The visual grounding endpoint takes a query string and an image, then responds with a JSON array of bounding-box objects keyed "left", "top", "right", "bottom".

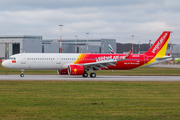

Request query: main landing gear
[
  {"left": 20, "top": 69, "right": 24, "bottom": 77},
  {"left": 90, "top": 73, "right": 96, "bottom": 78},
  {"left": 82, "top": 71, "right": 96, "bottom": 78},
  {"left": 82, "top": 72, "right": 88, "bottom": 77}
]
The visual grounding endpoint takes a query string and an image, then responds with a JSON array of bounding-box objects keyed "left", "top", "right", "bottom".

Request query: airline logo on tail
[
  {"left": 108, "top": 44, "right": 115, "bottom": 54},
  {"left": 145, "top": 31, "right": 170, "bottom": 56},
  {"left": 151, "top": 33, "right": 168, "bottom": 54}
]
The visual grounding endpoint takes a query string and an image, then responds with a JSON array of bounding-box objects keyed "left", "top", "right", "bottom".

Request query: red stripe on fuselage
[{"left": 74, "top": 53, "right": 154, "bottom": 70}]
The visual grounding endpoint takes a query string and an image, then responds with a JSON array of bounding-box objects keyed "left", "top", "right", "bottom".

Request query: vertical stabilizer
[
  {"left": 145, "top": 31, "right": 171, "bottom": 57},
  {"left": 108, "top": 44, "right": 115, "bottom": 54}
]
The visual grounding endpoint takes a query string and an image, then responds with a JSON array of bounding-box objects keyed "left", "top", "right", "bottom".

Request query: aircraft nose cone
[
  {"left": 2, "top": 61, "right": 5, "bottom": 67},
  {"left": 2, "top": 60, "right": 7, "bottom": 68}
]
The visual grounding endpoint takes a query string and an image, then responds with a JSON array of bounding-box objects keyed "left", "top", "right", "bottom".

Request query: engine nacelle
[
  {"left": 68, "top": 65, "right": 84, "bottom": 75},
  {"left": 57, "top": 69, "right": 68, "bottom": 75}
]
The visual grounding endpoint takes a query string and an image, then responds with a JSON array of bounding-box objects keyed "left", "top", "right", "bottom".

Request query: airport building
[
  {"left": 166, "top": 44, "right": 180, "bottom": 58},
  {"left": 42, "top": 39, "right": 116, "bottom": 54},
  {"left": 1, "top": 35, "right": 180, "bottom": 59},
  {"left": 0, "top": 35, "right": 42, "bottom": 59},
  {"left": 0, "top": 35, "right": 116, "bottom": 59}
]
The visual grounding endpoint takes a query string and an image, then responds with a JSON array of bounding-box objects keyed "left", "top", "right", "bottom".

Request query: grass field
[
  {"left": 1, "top": 64, "right": 180, "bottom": 119},
  {"left": 1, "top": 64, "right": 180, "bottom": 76},
  {"left": 0, "top": 81, "right": 180, "bottom": 120}
]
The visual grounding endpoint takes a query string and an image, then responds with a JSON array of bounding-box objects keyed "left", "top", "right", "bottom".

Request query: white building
[
  {"left": 0, "top": 35, "right": 42, "bottom": 58},
  {"left": 0, "top": 35, "right": 116, "bottom": 59},
  {"left": 166, "top": 44, "right": 180, "bottom": 58},
  {"left": 42, "top": 39, "right": 116, "bottom": 54}
]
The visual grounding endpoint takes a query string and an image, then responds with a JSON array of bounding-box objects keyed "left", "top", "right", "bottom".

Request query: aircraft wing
[
  {"left": 76, "top": 49, "right": 132, "bottom": 70},
  {"left": 78, "top": 59, "right": 117, "bottom": 70}
]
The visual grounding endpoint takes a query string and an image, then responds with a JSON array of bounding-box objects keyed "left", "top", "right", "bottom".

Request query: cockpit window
[{"left": 8, "top": 57, "right": 16, "bottom": 60}]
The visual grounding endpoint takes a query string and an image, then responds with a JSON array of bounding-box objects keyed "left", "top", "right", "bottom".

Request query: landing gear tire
[
  {"left": 82, "top": 72, "right": 88, "bottom": 77},
  {"left": 20, "top": 69, "right": 24, "bottom": 77},
  {"left": 90, "top": 73, "right": 96, "bottom": 78},
  {"left": 20, "top": 74, "right": 24, "bottom": 77}
]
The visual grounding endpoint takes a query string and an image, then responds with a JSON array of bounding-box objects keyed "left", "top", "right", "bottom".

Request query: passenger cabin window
[{"left": 27, "top": 58, "right": 56, "bottom": 60}]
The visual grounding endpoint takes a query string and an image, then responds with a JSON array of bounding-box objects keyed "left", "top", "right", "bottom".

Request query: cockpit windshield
[{"left": 8, "top": 57, "right": 16, "bottom": 60}]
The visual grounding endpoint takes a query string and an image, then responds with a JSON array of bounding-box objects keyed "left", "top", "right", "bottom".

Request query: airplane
[
  {"left": 2, "top": 31, "right": 173, "bottom": 78},
  {"left": 175, "top": 58, "right": 180, "bottom": 62},
  {"left": 108, "top": 44, "right": 115, "bottom": 54}
]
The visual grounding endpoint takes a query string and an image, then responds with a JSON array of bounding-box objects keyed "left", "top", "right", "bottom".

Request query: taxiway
[
  {"left": 151, "top": 64, "right": 180, "bottom": 68},
  {"left": 0, "top": 75, "right": 179, "bottom": 81}
]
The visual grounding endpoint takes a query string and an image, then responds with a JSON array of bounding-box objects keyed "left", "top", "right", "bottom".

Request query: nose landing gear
[{"left": 20, "top": 69, "right": 24, "bottom": 77}]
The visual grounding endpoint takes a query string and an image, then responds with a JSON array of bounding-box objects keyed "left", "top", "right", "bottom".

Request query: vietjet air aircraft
[{"left": 2, "top": 31, "right": 173, "bottom": 78}]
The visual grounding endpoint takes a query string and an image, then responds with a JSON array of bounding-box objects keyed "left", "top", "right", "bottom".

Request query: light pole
[
  {"left": 59, "top": 25, "right": 63, "bottom": 53},
  {"left": 81, "top": 41, "right": 82, "bottom": 53},
  {"left": 86, "top": 33, "right": 89, "bottom": 53},
  {"left": 103, "top": 40, "right": 104, "bottom": 53},
  {"left": 139, "top": 41, "right": 140, "bottom": 54},
  {"left": 132, "top": 35, "right": 134, "bottom": 54},
  {"left": 75, "top": 36, "right": 77, "bottom": 53}
]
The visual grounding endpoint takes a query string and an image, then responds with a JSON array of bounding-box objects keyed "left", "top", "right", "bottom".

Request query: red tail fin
[{"left": 145, "top": 31, "right": 171, "bottom": 56}]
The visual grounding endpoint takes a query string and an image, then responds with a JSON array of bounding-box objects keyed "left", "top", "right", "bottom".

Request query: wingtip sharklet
[{"left": 125, "top": 49, "right": 133, "bottom": 59}]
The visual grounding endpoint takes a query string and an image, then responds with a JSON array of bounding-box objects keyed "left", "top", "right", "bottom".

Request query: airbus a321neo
[{"left": 2, "top": 31, "right": 173, "bottom": 78}]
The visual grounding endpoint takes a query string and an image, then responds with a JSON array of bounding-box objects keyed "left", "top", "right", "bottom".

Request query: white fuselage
[{"left": 2, "top": 53, "right": 79, "bottom": 70}]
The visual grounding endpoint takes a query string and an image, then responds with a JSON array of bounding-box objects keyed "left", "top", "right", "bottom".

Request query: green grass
[
  {"left": 0, "top": 81, "right": 180, "bottom": 120},
  {"left": 0, "top": 64, "right": 57, "bottom": 75},
  {"left": 1, "top": 64, "right": 180, "bottom": 76}
]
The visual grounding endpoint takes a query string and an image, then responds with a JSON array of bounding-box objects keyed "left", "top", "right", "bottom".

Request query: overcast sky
[{"left": 0, "top": 0, "right": 180, "bottom": 44}]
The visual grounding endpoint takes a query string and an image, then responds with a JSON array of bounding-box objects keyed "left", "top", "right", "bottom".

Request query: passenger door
[
  {"left": 144, "top": 55, "right": 148, "bottom": 64},
  {"left": 21, "top": 55, "right": 26, "bottom": 64},
  {"left": 56, "top": 55, "right": 61, "bottom": 64}
]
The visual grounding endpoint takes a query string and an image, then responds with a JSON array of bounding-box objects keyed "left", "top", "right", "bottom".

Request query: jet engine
[{"left": 68, "top": 65, "right": 84, "bottom": 75}]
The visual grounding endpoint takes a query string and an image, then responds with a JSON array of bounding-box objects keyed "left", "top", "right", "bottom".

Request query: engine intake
[{"left": 68, "top": 65, "right": 84, "bottom": 75}]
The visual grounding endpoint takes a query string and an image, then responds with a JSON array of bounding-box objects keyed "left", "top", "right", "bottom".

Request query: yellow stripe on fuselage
[
  {"left": 73, "top": 54, "right": 84, "bottom": 65},
  {"left": 139, "top": 38, "right": 169, "bottom": 67}
]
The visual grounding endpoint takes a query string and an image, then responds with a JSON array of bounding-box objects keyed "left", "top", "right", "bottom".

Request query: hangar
[
  {"left": 166, "top": 44, "right": 180, "bottom": 58},
  {"left": 0, "top": 35, "right": 116, "bottom": 59},
  {"left": 0, "top": 35, "right": 42, "bottom": 59},
  {"left": 42, "top": 39, "right": 116, "bottom": 53},
  {"left": 1, "top": 35, "right": 179, "bottom": 59}
]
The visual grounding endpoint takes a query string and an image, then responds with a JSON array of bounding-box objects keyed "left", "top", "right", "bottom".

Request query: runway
[
  {"left": 151, "top": 64, "right": 180, "bottom": 68},
  {"left": 0, "top": 75, "right": 179, "bottom": 81}
]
